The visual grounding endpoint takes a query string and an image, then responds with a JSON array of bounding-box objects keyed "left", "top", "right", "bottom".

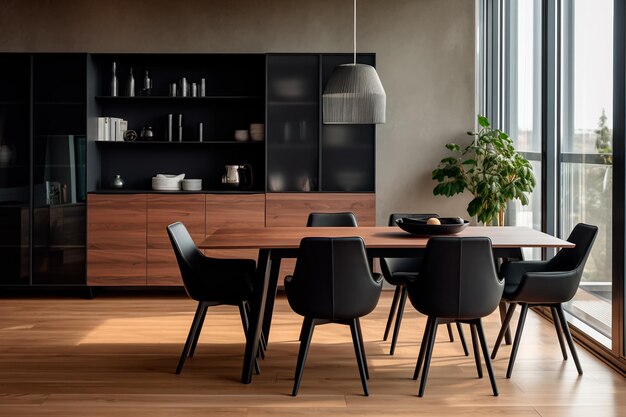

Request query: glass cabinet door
[
  {"left": 0, "top": 54, "right": 31, "bottom": 285},
  {"left": 32, "top": 54, "right": 87, "bottom": 285},
  {"left": 321, "top": 54, "right": 375, "bottom": 192},
  {"left": 267, "top": 54, "right": 320, "bottom": 192}
]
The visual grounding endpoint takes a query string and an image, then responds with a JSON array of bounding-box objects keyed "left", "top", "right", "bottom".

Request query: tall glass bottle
[
  {"left": 127, "top": 67, "right": 135, "bottom": 97},
  {"left": 111, "top": 62, "right": 118, "bottom": 97}
]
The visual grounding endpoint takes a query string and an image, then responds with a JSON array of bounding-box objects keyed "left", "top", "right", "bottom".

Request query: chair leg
[
  {"left": 551, "top": 307, "right": 568, "bottom": 361},
  {"left": 245, "top": 301, "right": 267, "bottom": 356},
  {"left": 499, "top": 301, "right": 513, "bottom": 345},
  {"left": 476, "top": 319, "right": 499, "bottom": 396},
  {"left": 413, "top": 316, "right": 434, "bottom": 380},
  {"left": 418, "top": 317, "right": 439, "bottom": 397},
  {"left": 446, "top": 323, "right": 454, "bottom": 342},
  {"left": 239, "top": 302, "right": 262, "bottom": 374},
  {"left": 390, "top": 285, "right": 408, "bottom": 355},
  {"left": 383, "top": 286, "right": 401, "bottom": 341},
  {"left": 456, "top": 322, "right": 469, "bottom": 356},
  {"left": 355, "top": 318, "right": 369, "bottom": 379},
  {"left": 188, "top": 303, "right": 209, "bottom": 358},
  {"left": 556, "top": 305, "right": 583, "bottom": 375},
  {"left": 292, "top": 317, "right": 316, "bottom": 396},
  {"left": 350, "top": 319, "right": 370, "bottom": 396},
  {"left": 491, "top": 303, "right": 517, "bottom": 359},
  {"left": 176, "top": 302, "right": 207, "bottom": 374},
  {"left": 470, "top": 323, "right": 483, "bottom": 379},
  {"left": 506, "top": 303, "right": 529, "bottom": 379}
]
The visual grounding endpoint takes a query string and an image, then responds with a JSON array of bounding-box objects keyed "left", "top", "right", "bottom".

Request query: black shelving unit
[{"left": 87, "top": 53, "right": 266, "bottom": 193}]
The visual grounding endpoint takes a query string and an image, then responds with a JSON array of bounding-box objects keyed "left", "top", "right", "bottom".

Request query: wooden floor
[{"left": 0, "top": 291, "right": 625, "bottom": 417}]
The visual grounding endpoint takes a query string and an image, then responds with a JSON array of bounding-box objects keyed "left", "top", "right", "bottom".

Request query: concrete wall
[{"left": 0, "top": 0, "right": 475, "bottom": 224}]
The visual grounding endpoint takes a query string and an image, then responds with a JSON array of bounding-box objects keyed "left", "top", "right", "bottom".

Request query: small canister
[
  {"left": 200, "top": 78, "right": 206, "bottom": 97},
  {"left": 169, "top": 83, "right": 177, "bottom": 97},
  {"left": 180, "top": 77, "right": 188, "bottom": 97}
]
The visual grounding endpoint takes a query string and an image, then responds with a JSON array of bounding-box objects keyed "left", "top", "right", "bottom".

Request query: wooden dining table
[{"left": 199, "top": 226, "right": 574, "bottom": 384}]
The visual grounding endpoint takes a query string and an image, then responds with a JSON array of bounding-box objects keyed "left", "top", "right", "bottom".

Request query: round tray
[{"left": 395, "top": 217, "right": 469, "bottom": 236}]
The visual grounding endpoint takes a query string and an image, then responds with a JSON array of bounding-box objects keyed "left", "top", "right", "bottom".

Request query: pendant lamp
[{"left": 323, "top": 0, "right": 386, "bottom": 124}]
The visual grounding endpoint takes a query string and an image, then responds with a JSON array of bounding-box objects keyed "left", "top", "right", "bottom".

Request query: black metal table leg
[
  {"left": 241, "top": 249, "right": 272, "bottom": 384},
  {"left": 261, "top": 257, "right": 282, "bottom": 347}
]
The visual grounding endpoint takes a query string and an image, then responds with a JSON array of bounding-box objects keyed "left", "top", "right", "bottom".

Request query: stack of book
[{"left": 97, "top": 117, "right": 128, "bottom": 141}]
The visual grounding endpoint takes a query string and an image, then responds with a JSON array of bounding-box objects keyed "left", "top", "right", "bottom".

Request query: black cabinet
[
  {"left": 0, "top": 53, "right": 87, "bottom": 286},
  {"left": 266, "top": 54, "right": 376, "bottom": 193},
  {"left": 0, "top": 54, "right": 31, "bottom": 285},
  {"left": 267, "top": 54, "right": 320, "bottom": 192}
]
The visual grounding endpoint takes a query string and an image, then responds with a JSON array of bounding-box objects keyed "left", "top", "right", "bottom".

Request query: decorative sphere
[{"left": 426, "top": 217, "right": 441, "bottom": 225}]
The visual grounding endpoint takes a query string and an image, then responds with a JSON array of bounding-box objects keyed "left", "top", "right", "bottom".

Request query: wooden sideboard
[{"left": 87, "top": 192, "right": 374, "bottom": 286}]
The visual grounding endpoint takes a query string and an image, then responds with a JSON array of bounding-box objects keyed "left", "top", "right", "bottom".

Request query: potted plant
[{"left": 431, "top": 115, "right": 536, "bottom": 226}]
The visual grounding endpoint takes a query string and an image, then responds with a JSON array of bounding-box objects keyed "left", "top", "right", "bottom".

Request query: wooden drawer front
[
  {"left": 147, "top": 194, "right": 205, "bottom": 250},
  {"left": 205, "top": 194, "right": 265, "bottom": 261},
  {"left": 87, "top": 194, "right": 147, "bottom": 250},
  {"left": 265, "top": 193, "right": 375, "bottom": 226},
  {"left": 87, "top": 250, "right": 146, "bottom": 286},
  {"left": 87, "top": 194, "right": 147, "bottom": 286},
  {"left": 147, "top": 194, "right": 206, "bottom": 285},
  {"left": 265, "top": 193, "right": 376, "bottom": 283},
  {"left": 147, "top": 249, "right": 183, "bottom": 286}
]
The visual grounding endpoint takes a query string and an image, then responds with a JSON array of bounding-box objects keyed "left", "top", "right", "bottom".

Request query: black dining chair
[
  {"left": 306, "top": 212, "right": 359, "bottom": 227},
  {"left": 408, "top": 237, "right": 503, "bottom": 397},
  {"left": 491, "top": 223, "right": 598, "bottom": 378},
  {"left": 381, "top": 213, "right": 469, "bottom": 356},
  {"left": 167, "top": 222, "right": 259, "bottom": 375},
  {"left": 285, "top": 237, "right": 383, "bottom": 396},
  {"left": 301, "top": 211, "right": 367, "bottom": 339}
]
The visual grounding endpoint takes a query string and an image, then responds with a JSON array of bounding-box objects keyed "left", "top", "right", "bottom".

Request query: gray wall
[{"left": 0, "top": 0, "right": 475, "bottom": 224}]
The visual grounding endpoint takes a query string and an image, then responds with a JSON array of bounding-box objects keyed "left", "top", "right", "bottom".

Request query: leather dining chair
[
  {"left": 408, "top": 237, "right": 503, "bottom": 397},
  {"left": 285, "top": 237, "right": 383, "bottom": 396},
  {"left": 491, "top": 223, "right": 598, "bottom": 378},
  {"left": 167, "top": 222, "right": 259, "bottom": 375},
  {"left": 306, "top": 212, "right": 358, "bottom": 227},
  {"left": 381, "top": 213, "right": 469, "bottom": 356}
]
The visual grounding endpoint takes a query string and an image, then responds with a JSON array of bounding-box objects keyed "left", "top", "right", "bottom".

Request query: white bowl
[
  {"left": 182, "top": 179, "right": 202, "bottom": 191},
  {"left": 152, "top": 174, "right": 185, "bottom": 190}
]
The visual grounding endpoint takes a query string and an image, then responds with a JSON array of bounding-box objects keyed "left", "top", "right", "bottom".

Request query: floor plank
[{"left": 0, "top": 291, "right": 624, "bottom": 416}]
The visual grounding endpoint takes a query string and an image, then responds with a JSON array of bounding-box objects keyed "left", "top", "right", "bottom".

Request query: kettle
[{"left": 222, "top": 164, "right": 253, "bottom": 189}]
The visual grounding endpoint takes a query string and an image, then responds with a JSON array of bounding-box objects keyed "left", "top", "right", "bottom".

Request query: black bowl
[{"left": 395, "top": 217, "right": 469, "bottom": 236}]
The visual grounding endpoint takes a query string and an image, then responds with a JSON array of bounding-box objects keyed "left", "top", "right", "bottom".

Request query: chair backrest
[
  {"left": 407, "top": 237, "right": 503, "bottom": 319},
  {"left": 306, "top": 212, "right": 358, "bottom": 227},
  {"left": 285, "top": 237, "right": 381, "bottom": 320},
  {"left": 381, "top": 213, "right": 439, "bottom": 277},
  {"left": 548, "top": 222, "right": 598, "bottom": 277},
  {"left": 167, "top": 222, "right": 205, "bottom": 299}
]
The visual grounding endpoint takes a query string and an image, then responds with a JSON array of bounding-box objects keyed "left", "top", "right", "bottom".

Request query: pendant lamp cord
[{"left": 353, "top": 0, "right": 357, "bottom": 65}]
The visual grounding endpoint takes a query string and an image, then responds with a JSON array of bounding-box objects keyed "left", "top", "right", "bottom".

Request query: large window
[
  {"left": 479, "top": 0, "right": 619, "bottom": 353},
  {"left": 505, "top": 0, "right": 542, "bottom": 260},
  {"left": 560, "top": 0, "right": 613, "bottom": 343}
]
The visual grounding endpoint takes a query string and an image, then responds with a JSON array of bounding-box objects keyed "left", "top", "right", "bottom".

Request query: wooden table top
[{"left": 199, "top": 226, "right": 574, "bottom": 250}]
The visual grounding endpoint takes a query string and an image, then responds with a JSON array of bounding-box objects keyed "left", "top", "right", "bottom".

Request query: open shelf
[
  {"left": 95, "top": 95, "right": 264, "bottom": 101},
  {"left": 94, "top": 140, "right": 264, "bottom": 144},
  {"left": 90, "top": 189, "right": 265, "bottom": 194}
]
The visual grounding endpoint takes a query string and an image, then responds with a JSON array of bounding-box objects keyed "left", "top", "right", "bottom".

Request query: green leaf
[
  {"left": 445, "top": 143, "right": 461, "bottom": 152},
  {"left": 462, "top": 159, "right": 476, "bottom": 165},
  {"left": 478, "top": 115, "right": 490, "bottom": 127}
]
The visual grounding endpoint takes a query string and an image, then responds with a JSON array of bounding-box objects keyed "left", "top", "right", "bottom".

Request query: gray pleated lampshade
[{"left": 322, "top": 63, "right": 386, "bottom": 124}]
